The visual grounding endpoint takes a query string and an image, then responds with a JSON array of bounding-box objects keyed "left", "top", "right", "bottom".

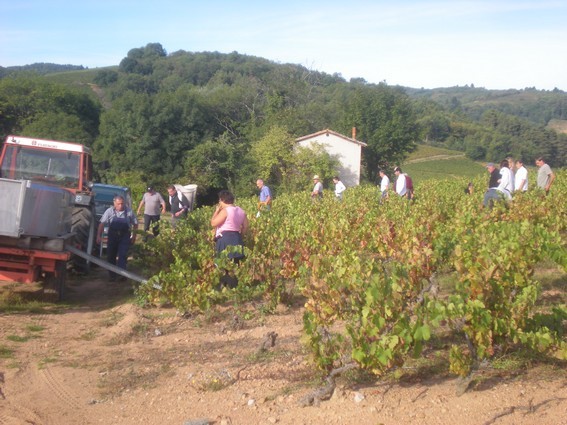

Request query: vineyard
[{"left": 136, "top": 173, "right": 567, "bottom": 387}]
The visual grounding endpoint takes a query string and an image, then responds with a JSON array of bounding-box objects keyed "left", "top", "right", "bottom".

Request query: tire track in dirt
[
  {"left": 0, "top": 315, "right": 17, "bottom": 338},
  {"left": 29, "top": 312, "right": 83, "bottom": 412},
  {"left": 0, "top": 404, "right": 46, "bottom": 425},
  {"left": 36, "top": 366, "right": 82, "bottom": 410},
  {"left": 3, "top": 311, "right": 81, "bottom": 421},
  {"left": 0, "top": 313, "right": 60, "bottom": 425}
]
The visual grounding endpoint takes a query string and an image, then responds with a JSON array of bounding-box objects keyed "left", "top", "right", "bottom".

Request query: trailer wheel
[
  {"left": 43, "top": 260, "right": 67, "bottom": 302},
  {"left": 71, "top": 205, "right": 96, "bottom": 273}
]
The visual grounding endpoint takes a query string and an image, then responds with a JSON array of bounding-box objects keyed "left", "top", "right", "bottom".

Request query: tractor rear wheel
[{"left": 71, "top": 205, "right": 96, "bottom": 272}]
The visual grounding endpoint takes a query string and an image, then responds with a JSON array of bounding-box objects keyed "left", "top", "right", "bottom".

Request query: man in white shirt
[
  {"left": 497, "top": 159, "right": 513, "bottom": 200},
  {"left": 393, "top": 167, "right": 407, "bottom": 197},
  {"left": 514, "top": 159, "right": 528, "bottom": 192},
  {"left": 378, "top": 169, "right": 390, "bottom": 202},
  {"left": 332, "top": 176, "right": 346, "bottom": 200}
]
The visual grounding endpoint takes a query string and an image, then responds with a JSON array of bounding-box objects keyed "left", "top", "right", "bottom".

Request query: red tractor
[{"left": 0, "top": 135, "right": 97, "bottom": 298}]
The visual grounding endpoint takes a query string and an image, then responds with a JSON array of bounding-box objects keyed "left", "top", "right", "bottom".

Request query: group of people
[
  {"left": 96, "top": 157, "right": 556, "bottom": 283},
  {"left": 311, "top": 175, "right": 348, "bottom": 201},
  {"left": 95, "top": 174, "right": 347, "bottom": 285},
  {"left": 377, "top": 167, "right": 414, "bottom": 202},
  {"left": 483, "top": 156, "right": 555, "bottom": 208},
  {"left": 96, "top": 181, "right": 257, "bottom": 285},
  {"left": 96, "top": 184, "right": 191, "bottom": 282}
]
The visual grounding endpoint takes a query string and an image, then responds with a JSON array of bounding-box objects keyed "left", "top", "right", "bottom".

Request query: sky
[{"left": 1, "top": 0, "right": 567, "bottom": 91}]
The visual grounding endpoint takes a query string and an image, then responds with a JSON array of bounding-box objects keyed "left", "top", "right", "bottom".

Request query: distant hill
[
  {"left": 405, "top": 85, "right": 567, "bottom": 126},
  {"left": 0, "top": 63, "right": 86, "bottom": 77},
  {"left": 1, "top": 46, "right": 565, "bottom": 186},
  {"left": 4, "top": 60, "right": 566, "bottom": 128}
]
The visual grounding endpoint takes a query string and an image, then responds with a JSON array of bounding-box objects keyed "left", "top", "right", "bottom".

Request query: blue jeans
[{"left": 483, "top": 189, "right": 505, "bottom": 208}]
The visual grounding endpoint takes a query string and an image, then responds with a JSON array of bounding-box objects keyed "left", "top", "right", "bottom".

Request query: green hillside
[
  {"left": 1, "top": 46, "right": 565, "bottom": 197},
  {"left": 403, "top": 157, "right": 484, "bottom": 181},
  {"left": 402, "top": 145, "right": 484, "bottom": 181},
  {"left": 406, "top": 144, "right": 464, "bottom": 161}
]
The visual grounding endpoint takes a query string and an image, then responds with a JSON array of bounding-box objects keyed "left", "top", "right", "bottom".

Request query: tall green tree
[
  {"left": 340, "top": 83, "right": 419, "bottom": 177},
  {"left": 96, "top": 85, "right": 219, "bottom": 181},
  {"left": 249, "top": 125, "right": 295, "bottom": 185},
  {"left": 0, "top": 76, "right": 100, "bottom": 143},
  {"left": 249, "top": 125, "right": 340, "bottom": 193},
  {"left": 185, "top": 132, "right": 244, "bottom": 192}
]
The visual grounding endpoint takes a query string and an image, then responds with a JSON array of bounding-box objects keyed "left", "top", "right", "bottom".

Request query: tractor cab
[{"left": 0, "top": 135, "right": 93, "bottom": 196}]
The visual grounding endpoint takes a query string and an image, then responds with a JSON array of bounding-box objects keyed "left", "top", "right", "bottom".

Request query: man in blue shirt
[
  {"left": 256, "top": 179, "right": 272, "bottom": 215},
  {"left": 96, "top": 195, "right": 138, "bottom": 281}
]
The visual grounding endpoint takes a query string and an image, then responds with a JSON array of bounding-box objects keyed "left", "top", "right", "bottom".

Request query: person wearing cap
[
  {"left": 486, "top": 163, "right": 500, "bottom": 188},
  {"left": 311, "top": 175, "right": 323, "bottom": 200},
  {"left": 137, "top": 186, "right": 166, "bottom": 237}
]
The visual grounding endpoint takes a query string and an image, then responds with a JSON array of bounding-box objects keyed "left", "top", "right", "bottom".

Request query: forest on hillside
[{"left": 1, "top": 43, "right": 566, "bottom": 198}]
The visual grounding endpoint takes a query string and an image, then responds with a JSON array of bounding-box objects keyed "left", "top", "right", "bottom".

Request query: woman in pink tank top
[{"left": 210, "top": 190, "right": 249, "bottom": 261}]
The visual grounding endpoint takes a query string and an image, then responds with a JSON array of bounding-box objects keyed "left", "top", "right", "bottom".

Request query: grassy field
[
  {"left": 547, "top": 118, "right": 567, "bottom": 135},
  {"left": 403, "top": 157, "right": 485, "bottom": 181},
  {"left": 405, "top": 144, "right": 465, "bottom": 161},
  {"left": 43, "top": 67, "right": 112, "bottom": 85},
  {"left": 43, "top": 67, "right": 117, "bottom": 107},
  {"left": 402, "top": 145, "right": 484, "bottom": 182}
]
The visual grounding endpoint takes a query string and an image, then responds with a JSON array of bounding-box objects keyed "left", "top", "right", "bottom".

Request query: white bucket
[{"left": 174, "top": 184, "right": 198, "bottom": 211}]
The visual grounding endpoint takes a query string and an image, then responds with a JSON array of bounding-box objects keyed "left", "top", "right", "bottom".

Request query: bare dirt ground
[{"left": 0, "top": 268, "right": 566, "bottom": 425}]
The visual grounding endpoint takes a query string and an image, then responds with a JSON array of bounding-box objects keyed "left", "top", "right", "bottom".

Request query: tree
[
  {"left": 0, "top": 76, "right": 100, "bottom": 144},
  {"left": 249, "top": 125, "right": 295, "bottom": 186},
  {"left": 290, "top": 143, "right": 340, "bottom": 192},
  {"left": 21, "top": 112, "right": 92, "bottom": 145},
  {"left": 119, "top": 43, "right": 167, "bottom": 75},
  {"left": 341, "top": 84, "right": 419, "bottom": 178},
  {"left": 464, "top": 136, "right": 486, "bottom": 160},
  {"left": 94, "top": 69, "right": 118, "bottom": 86},
  {"left": 247, "top": 126, "right": 340, "bottom": 194},
  {"left": 185, "top": 132, "right": 243, "bottom": 192},
  {"left": 95, "top": 85, "right": 218, "bottom": 181}
]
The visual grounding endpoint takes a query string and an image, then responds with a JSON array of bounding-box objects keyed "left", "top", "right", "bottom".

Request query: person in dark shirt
[
  {"left": 167, "top": 185, "right": 190, "bottom": 227},
  {"left": 487, "top": 163, "right": 500, "bottom": 188},
  {"left": 483, "top": 162, "right": 503, "bottom": 208}
]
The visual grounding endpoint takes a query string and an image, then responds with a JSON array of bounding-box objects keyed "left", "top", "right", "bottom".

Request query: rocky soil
[{"left": 0, "top": 268, "right": 566, "bottom": 425}]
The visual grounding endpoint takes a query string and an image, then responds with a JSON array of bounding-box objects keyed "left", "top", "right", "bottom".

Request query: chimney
[{"left": 352, "top": 127, "right": 357, "bottom": 140}]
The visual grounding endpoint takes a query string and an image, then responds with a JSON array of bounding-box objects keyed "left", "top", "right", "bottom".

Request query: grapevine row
[{"left": 137, "top": 172, "right": 567, "bottom": 378}]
